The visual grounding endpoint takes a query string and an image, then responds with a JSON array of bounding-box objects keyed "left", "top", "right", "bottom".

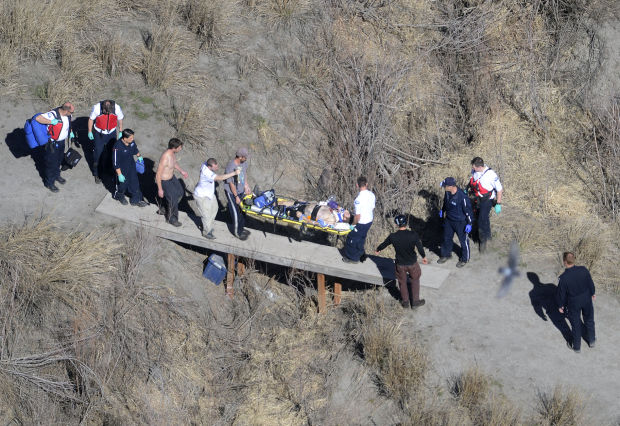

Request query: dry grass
[
  {"left": 140, "top": 23, "right": 199, "bottom": 90},
  {"left": 450, "top": 366, "right": 491, "bottom": 409},
  {"left": 0, "top": 43, "right": 19, "bottom": 97},
  {"left": 536, "top": 385, "right": 584, "bottom": 426},
  {"left": 254, "top": 0, "right": 312, "bottom": 30},
  {"left": 169, "top": 98, "right": 213, "bottom": 149},
  {"left": 182, "top": 0, "right": 239, "bottom": 50},
  {"left": 89, "top": 32, "right": 141, "bottom": 77}
]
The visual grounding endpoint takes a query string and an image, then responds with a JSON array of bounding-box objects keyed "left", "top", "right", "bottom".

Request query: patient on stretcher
[{"left": 278, "top": 199, "right": 351, "bottom": 228}]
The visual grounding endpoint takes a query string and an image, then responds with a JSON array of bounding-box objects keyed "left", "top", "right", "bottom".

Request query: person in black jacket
[
  {"left": 556, "top": 252, "right": 596, "bottom": 353},
  {"left": 375, "top": 214, "right": 428, "bottom": 309},
  {"left": 112, "top": 129, "right": 148, "bottom": 207},
  {"left": 437, "top": 177, "right": 473, "bottom": 268}
]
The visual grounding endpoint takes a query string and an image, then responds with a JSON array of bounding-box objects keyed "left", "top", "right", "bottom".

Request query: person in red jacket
[{"left": 88, "top": 99, "right": 124, "bottom": 184}]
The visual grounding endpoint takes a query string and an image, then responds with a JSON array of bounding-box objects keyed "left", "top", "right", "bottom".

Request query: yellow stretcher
[{"left": 241, "top": 194, "right": 352, "bottom": 237}]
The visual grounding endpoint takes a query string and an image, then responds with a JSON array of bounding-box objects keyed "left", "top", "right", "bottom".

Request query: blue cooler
[{"left": 203, "top": 254, "right": 226, "bottom": 285}]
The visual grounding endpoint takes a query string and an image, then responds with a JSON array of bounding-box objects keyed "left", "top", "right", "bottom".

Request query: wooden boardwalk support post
[
  {"left": 317, "top": 273, "right": 326, "bottom": 313},
  {"left": 226, "top": 253, "right": 235, "bottom": 298},
  {"left": 334, "top": 282, "right": 342, "bottom": 306}
]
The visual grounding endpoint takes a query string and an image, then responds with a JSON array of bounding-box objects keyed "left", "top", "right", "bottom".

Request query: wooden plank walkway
[{"left": 95, "top": 194, "right": 451, "bottom": 306}]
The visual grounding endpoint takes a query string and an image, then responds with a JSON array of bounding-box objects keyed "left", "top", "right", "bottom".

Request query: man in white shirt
[
  {"left": 343, "top": 176, "right": 376, "bottom": 263},
  {"left": 193, "top": 158, "right": 240, "bottom": 239},
  {"left": 35, "top": 102, "right": 74, "bottom": 192},
  {"left": 468, "top": 156, "right": 503, "bottom": 253},
  {"left": 87, "top": 99, "right": 124, "bottom": 184}
]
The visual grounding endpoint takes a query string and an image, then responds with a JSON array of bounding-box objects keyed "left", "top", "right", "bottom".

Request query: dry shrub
[
  {"left": 45, "top": 44, "right": 102, "bottom": 105},
  {"left": 170, "top": 98, "right": 213, "bottom": 149},
  {"left": 450, "top": 366, "right": 490, "bottom": 409},
  {"left": 140, "top": 23, "right": 199, "bottom": 90},
  {"left": 536, "top": 385, "right": 584, "bottom": 426},
  {"left": 89, "top": 32, "right": 141, "bottom": 77},
  {"left": 255, "top": 0, "right": 312, "bottom": 30},
  {"left": 182, "top": 0, "right": 239, "bottom": 50},
  {"left": 0, "top": 43, "right": 20, "bottom": 96}
]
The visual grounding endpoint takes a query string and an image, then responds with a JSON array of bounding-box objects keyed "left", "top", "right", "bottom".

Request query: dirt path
[{"left": 2, "top": 104, "right": 619, "bottom": 424}]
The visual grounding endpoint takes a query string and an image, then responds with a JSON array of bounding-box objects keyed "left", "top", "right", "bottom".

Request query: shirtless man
[{"left": 155, "top": 138, "right": 189, "bottom": 227}]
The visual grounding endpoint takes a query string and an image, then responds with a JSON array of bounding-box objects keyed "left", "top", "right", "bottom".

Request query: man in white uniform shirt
[
  {"left": 468, "top": 156, "right": 503, "bottom": 253},
  {"left": 343, "top": 176, "right": 376, "bottom": 263},
  {"left": 87, "top": 99, "right": 124, "bottom": 184},
  {"left": 193, "top": 158, "right": 240, "bottom": 239},
  {"left": 35, "top": 102, "right": 74, "bottom": 192}
]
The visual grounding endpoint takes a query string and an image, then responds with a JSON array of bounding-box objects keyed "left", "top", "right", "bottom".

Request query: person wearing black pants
[
  {"left": 35, "top": 102, "right": 74, "bottom": 193},
  {"left": 88, "top": 100, "right": 124, "bottom": 184},
  {"left": 224, "top": 148, "right": 251, "bottom": 239},
  {"left": 343, "top": 176, "right": 376, "bottom": 263},
  {"left": 557, "top": 251, "right": 596, "bottom": 353},
  {"left": 437, "top": 177, "right": 473, "bottom": 268},
  {"left": 112, "top": 129, "right": 148, "bottom": 207},
  {"left": 468, "top": 156, "right": 503, "bottom": 253},
  {"left": 375, "top": 214, "right": 428, "bottom": 309},
  {"left": 155, "top": 138, "right": 188, "bottom": 227}
]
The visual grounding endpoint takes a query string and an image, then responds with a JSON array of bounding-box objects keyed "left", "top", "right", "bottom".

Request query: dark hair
[
  {"left": 206, "top": 158, "right": 218, "bottom": 167},
  {"left": 119, "top": 128, "right": 134, "bottom": 140},
  {"left": 168, "top": 138, "right": 183, "bottom": 149},
  {"left": 60, "top": 102, "right": 74, "bottom": 113},
  {"left": 471, "top": 157, "right": 484, "bottom": 167},
  {"left": 563, "top": 251, "right": 576, "bottom": 265},
  {"left": 357, "top": 176, "right": 368, "bottom": 187},
  {"left": 102, "top": 100, "right": 114, "bottom": 114}
]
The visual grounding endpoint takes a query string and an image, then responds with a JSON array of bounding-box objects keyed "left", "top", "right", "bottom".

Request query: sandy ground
[{"left": 1, "top": 102, "right": 619, "bottom": 425}]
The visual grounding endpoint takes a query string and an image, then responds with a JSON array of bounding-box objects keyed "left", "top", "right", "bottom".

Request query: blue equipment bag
[
  {"left": 136, "top": 159, "right": 145, "bottom": 174},
  {"left": 254, "top": 189, "right": 275, "bottom": 208},
  {"left": 203, "top": 254, "right": 227, "bottom": 285},
  {"left": 24, "top": 113, "right": 53, "bottom": 149}
]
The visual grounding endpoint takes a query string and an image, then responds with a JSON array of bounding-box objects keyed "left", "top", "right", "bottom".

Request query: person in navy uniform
[
  {"left": 556, "top": 251, "right": 596, "bottom": 353},
  {"left": 375, "top": 214, "right": 428, "bottom": 309},
  {"left": 34, "top": 102, "right": 74, "bottom": 193},
  {"left": 437, "top": 177, "right": 473, "bottom": 268},
  {"left": 112, "top": 129, "right": 148, "bottom": 207}
]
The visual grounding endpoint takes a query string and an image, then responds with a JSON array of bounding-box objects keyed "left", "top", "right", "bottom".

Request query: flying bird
[{"left": 497, "top": 241, "right": 520, "bottom": 298}]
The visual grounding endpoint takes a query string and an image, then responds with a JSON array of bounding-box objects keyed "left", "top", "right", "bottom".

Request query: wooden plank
[
  {"left": 334, "top": 282, "right": 342, "bottom": 306},
  {"left": 227, "top": 253, "right": 235, "bottom": 298},
  {"left": 95, "top": 193, "right": 450, "bottom": 288},
  {"left": 317, "top": 273, "right": 326, "bottom": 313},
  {"left": 237, "top": 260, "right": 246, "bottom": 277}
]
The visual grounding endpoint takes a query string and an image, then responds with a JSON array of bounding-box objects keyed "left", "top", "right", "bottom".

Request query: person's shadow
[
  {"left": 527, "top": 272, "right": 572, "bottom": 343},
  {"left": 5, "top": 127, "right": 47, "bottom": 184}
]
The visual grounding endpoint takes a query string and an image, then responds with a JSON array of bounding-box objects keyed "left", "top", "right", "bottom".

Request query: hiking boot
[
  {"left": 203, "top": 231, "right": 216, "bottom": 240},
  {"left": 241, "top": 229, "right": 251, "bottom": 237},
  {"left": 131, "top": 200, "right": 149, "bottom": 207},
  {"left": 400, "top": 300, "right": 410, "bottom": 309},
  {"left": 156, "top": 207, "right": 166, "bottom": 215},
  {"left": 360, "top": 253, "right": 368, "bottom": 263},
  {"left": 566, "top": 341, "right": 580, "bottom": 353},
  {"left": 46, "top": 184, "right": 59, "bottom": 193},
  {"left": 342, "top": 256, "right": 359, "bottom": 264},
  {"left": 456, "top": 260, "right": 467, "bottom": 268},
  {"left": 588, "top": 339, "right": 596, "bottom": 349},
  {"left": 168, "top": 220, "right": 182, "bottom": 227},
  {"left": 234, "top": 232, "right": 248, "bottom": 241},
  {"left": 437, "top": 256, "right": 451, "bottom": 264},
  {"left": 56, "top": 176, "right": 66, "bottom": 184},
  {"left": 115, "top": 196, "right": 128, "bottom": 205},
  {"left": 411, "top": 299, "right": 426, "bottom": 309},
  {"left": 94, "top": 176, "right": 102, "bottom": 184}
]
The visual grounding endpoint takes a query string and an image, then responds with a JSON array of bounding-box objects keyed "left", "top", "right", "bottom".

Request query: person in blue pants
[
  {"left": 342, "top": 176, "right": 376, "bottom": 263},
  {"left": 112, "top": 129, "right": 148, "bottom": 207},
  {"left": 437, "top": 177, "right": 473, "bottom": 268}
]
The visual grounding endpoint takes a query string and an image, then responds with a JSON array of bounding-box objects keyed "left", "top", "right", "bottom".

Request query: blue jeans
[{"left": 344, "top": 221, "right": 372, "bottom": 261}]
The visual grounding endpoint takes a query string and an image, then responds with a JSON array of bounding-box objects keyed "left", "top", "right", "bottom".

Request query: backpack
[
  {"left": 254, "top": 189, "right": 276, "bottom": 208},
  {"left": 24, "top": 110, "right": 60, "bottom": 149}
]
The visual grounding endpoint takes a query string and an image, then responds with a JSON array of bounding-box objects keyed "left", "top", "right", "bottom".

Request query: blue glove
[
  {"left": 137, "top": 156, "right": 144, "bottom": 163},
  {"left": 465, "top": 224, "right": 472, "bottom": 233},
  {"left": 317, "top": 219, "right": 326, "bottom": 227},
  {"left": 70, "top": 131, "right": 74, "bottom": 139},
  {"left": 495, "top": 204, "right": 502, "bottom": 214},
  {"left": 118, "top": 131, "right": 123, "bottom": 139},
  {"left": 349, "top": 224, "right": 355, "bottom": 231},
  {"left": 118, "top": 174, "right": 125, "bottom": 183},
  {"left": 88, "top": 131, "right": 94, "bottom": 140},
  {"left": 50, "top": 119, "right": 59, "bottom": 125},
  {"left": 439, "top": 210, "right": 443, "bottom": 218}
]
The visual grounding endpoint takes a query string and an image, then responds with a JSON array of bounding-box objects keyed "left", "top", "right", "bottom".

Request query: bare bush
[{"left": 536, "top": 385, "right": 584, "bottom": 426}]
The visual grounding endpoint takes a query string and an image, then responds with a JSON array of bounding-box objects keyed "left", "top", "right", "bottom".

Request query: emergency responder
[
  {"left": 556, "top": 252, "right": 596, "bottom": 353},
  {"left": 88, "top": 99, "right": 124, "bottom": 184},
  {"left": 468, "top": 156, "right": 503, "bottom": 253},
  {"left": 375, "top": 214, "right": 428, "bottom": 309},
  {"left": 437, "top": 177, "right": 473, "bottom": 268},
  {"left": 112, "top": 129, "right": 148, "bottom": 207},
  {"left": 34, "top": 102, "right": 74, "bottom": 193},
  {"left": 342, "top": 176, "right": 376, "bottom": 263}
]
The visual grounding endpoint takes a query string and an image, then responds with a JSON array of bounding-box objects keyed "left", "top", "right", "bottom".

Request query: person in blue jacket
[
  {"left": 437, "top": 177, "right": 473, "bottom": 268},
  {"left": 112, "top": 129, "right": 148, "bottom": 207}
]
